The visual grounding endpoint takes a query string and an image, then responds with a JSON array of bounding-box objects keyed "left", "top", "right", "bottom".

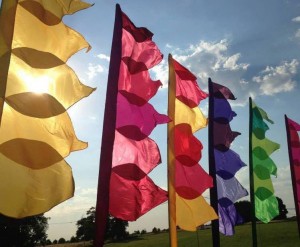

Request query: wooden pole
[
  {"left": 94, "top": 4, "right": 122, "bottom": 246},
  {"left": 284, "top": 115, "right": 300, "bottom": 238},
  {"left": 249, "top": 97, "right": 258, "bottom": 247},
  {"left": 208, "top": 78, "right": 220, "bottom": 247},
  {"left": 167, "top": 54, "right": 178, "bottom": 247}
]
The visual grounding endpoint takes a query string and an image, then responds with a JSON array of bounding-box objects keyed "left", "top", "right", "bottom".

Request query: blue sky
[{"left": 2, "top": 0, "right": 300, "bottom": 241}]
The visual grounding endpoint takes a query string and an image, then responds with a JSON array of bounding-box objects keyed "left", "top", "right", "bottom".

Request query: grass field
[
  {"left": 50, "top": 220, "right": 299, "bottom": 247},
  {"left": 104, "top": 220, "right": 299, "bottom": 247}
]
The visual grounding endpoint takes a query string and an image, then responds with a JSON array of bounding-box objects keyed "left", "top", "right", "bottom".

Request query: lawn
[
  {"left": 50, "top": 221, "right": 299, "bottom": 247},
  {"left": 103, "top": 220, "right": 299, "bottom": 247}
]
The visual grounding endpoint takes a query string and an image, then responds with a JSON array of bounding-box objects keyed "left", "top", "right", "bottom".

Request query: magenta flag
[
  {"left": 109, "top": 5, "right": 169, "bottom": 220},
  {"left": 285, "top": 115, "right": 300, "bottom": 236},
  {"left": 95, "top": 5, "right": 168, "bottom": 245}
]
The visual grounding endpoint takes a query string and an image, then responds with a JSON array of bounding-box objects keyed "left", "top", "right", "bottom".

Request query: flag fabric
[
  {"left": 0, "top": 0, "right": 94, "bottom": 218},
  {"left": 168, "top": 56, "right": 217, "bottom": 233},
  {"left": 95, "top": 4, "right": 168, "bottom": 234},
  {"left": 250, "top": 101, "right": 279, "bottom": 223},
  {"left": 209, "top": 81, "right": 248, "bottom": 235},
  {"left": 285, "top": 116, "right": 300, "bottom": 233},
  {"left": 110, "top": 6, "right": 169, "bottom": 221}
]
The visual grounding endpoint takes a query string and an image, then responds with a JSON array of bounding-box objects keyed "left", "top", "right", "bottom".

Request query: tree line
[{"left": 0, "top": 197, "right": 289, "bottom": 245}]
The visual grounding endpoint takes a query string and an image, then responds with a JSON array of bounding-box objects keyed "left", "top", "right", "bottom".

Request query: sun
[
  {"left": 18, "top": 70, "right": 52, "bottom": 94},
  {"left": 27, "top": 75, "right": 51, "bottom": 94}
]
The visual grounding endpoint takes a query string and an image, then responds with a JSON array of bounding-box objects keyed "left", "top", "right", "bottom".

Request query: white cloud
[
  {"left": 152, "top": 39, "right": 298, "bottom": 107},
  {"left": 240, "top": 79, "right": 248, "bottom": 84},
  {"left": 201, "top": 101, "right": 209, "bottom": 116},
  {"left": 150, "top": 59, "right": 168, "bottom": 87},
  {"left": 45, "top": 187, "right": 97, "bottom": 240},
  {"left": 273, "top": 166, "right": 295, "bottom": 215},
  {"left": 46, "top": 187, "right": 97, "bottom": 218},
  {"left": 151, "top": 39, "right": 250, "bottom": 106},
  {"left": 179, "top": 40, "right": 249, "bottom": 73},
  {"left": 165, "top": 43, "right": 173, "bottom": 49},
  {"left": 292, "top": 16, "right": 300, "bottom": 22},
  {"left": 248, "top": 91, "right": 257, "bottom": 100},
  {"left": 87, "top": 63, "right": 105, "bottom": 79},
  {"left": 223, "top": 54, "right": 249, "bottom": 71},
  {"left": 97, "top": 53, "right": 110, "bottom": 61},
  {"left": 173, "top": 39, "right": 250, "bottom": 84},
  {"left": 295, "top": 29, "right": 300, "bottom": 40},
  {"left": 252, "top": 59, "right": 299, "bottom": 96}
]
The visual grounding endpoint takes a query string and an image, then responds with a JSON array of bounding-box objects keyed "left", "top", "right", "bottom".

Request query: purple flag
[{"left": 212, "top": 82, "right": 248, "bottom": 235}]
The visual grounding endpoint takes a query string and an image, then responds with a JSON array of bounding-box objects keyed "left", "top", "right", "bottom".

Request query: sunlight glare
[{"left": 18, "top": 70, "right": 52, "bottom": 94}]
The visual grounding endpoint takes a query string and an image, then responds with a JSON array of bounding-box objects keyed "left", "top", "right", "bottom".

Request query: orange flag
[{"left": 0, "top": 0, "right": 94, "bottom": 218}]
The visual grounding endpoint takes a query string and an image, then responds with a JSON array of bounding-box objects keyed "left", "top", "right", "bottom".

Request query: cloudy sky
[{"left": 2, "top": 0, "right": 300, "bottom": 241}]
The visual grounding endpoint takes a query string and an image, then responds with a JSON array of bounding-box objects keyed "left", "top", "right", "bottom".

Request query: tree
[
  {"left": 76, "top": 207, "right": 96, "bottom": 241},
  {"left": 108, "top": 216, "right": 129, "bottom": 240},
  {"left": 58, "top": 237, "right": 66, "bottom": 244},
  {"left": 0, "top": 214, "right": 49, "bottom": 246},
  {"left": 234, "top": 200, "right": 251, "bottom": 223},
  {"left": 70, "top": 236, "right": 78, "bottom": 243},
  {"left": 274, "top": 197, "right": 288, "bottom": 220},
  {"left": 152, "top": 227, "right": 161, "bottom": 234},
  {"left": 76, "top": 207, "right": 129, "bottom": 242}
]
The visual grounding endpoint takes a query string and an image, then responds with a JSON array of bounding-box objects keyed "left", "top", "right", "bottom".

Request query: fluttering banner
[
  {"left": 168, "top": 56, "right": 217, "bottom": 237},
  {"left": 210, "top": 81, "right": 248, "bottom": 235},
  {"left": 250, "top": 100, "right": 279, "bottom": 223},
  {"left": 0, "top": 0, "right": 94, "bottom": 218},
  {"left": 109, "top": 6, "right": 169, "bottom": 221},
  {"left": 285, "top": 115, "right": 300, "bottom": 235},
  {"left": 95, "top": 5, "right": 168, "bottom": 245}
]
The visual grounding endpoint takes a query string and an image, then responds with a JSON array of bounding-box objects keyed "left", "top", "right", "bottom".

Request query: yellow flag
[
  {"left": 0, "top": 0, "right": 94, "bottom": 218},
  {"left": 176, "top": 195, "right": 218, "bottom": 231}
]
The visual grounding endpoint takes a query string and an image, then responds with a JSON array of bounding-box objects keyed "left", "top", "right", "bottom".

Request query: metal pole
[{"left": 249, "top": 97, "right": 258, "bottom": 247}]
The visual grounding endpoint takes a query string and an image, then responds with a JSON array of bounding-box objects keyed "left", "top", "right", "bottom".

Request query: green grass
[{"left": 104, "top": 221, "right": 299, "bottom": 247}]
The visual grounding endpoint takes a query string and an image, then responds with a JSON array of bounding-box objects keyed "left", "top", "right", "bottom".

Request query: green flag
[{"left": 250, "top": 100, "right": 279, "bottom": 223}]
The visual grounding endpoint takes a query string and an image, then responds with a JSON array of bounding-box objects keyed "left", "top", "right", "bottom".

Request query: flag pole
[
  {"left": 249, "top": 97, "right": 258, "bottom": 247},
  {"left": 208, "top": 78, "right": 220, "bottom": 247},
  {"left": 94, "top": 4, "right": 122, "bottom": 246},
  {"left": 167, "top": 54, "right": 178, "bottom": 247},
  {"left": 284, "top": 115, "right": 300, "bottom": 238},
  {"left": 0, "top": 0, "right": 17, "bottom": 126}
]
